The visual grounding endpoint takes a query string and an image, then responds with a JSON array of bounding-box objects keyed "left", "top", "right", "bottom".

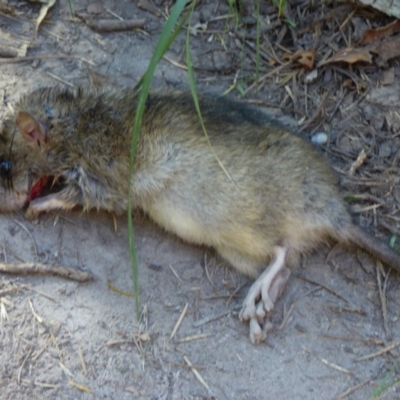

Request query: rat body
[{"left": 1, "top": 86, "right": 400, "bottom": 343}]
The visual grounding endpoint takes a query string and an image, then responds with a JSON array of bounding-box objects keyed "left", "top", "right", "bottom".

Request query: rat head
[
  {"left": 0, "top": 86, "right": 83, "bottom": 212},
  {"left": 0, "top": 88, "right": 64, "bottom": 211}
]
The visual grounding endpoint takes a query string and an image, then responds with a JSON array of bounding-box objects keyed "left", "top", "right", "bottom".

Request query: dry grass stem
[
  {"left": 175, "top": 333, "right": 211, "bottom": 343},
  {"left": 170, "top": 303, "right": 188, "bottom": 340},
  {"left": 168, "top": 264, "right": 183, "bottom": 285},
  {"left": 68, "top": 380, "right": 92, "bottom": 393},
  {"left": 355, "top": 341, "right": 400, "bottom": 362},
  {"left": 183, "top": 355, "right": 210, "bottom": 390},
  {"left": 335, "top": 379, "right": 370, "bottom": 400},
  {"left": 192, "top": 310, "right": 231, "bottom": 328},
  {"left": 295, "top": 274, "right": 350, "bottom": 304},
  {"left": 376, "top": 260, "right": 391, "bottom": 340},
  {"left": 320, "top": 358, "right": 353, "bottom": 375}
]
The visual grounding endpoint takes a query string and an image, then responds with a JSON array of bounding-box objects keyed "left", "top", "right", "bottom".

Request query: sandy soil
[{"left": 1, "top": 1, "right": 400, "bottom": 399}]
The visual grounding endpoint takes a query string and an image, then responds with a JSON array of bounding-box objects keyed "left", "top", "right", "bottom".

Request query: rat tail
[{"left": 347, "top": 225, "right": 400, "bottom": 273}]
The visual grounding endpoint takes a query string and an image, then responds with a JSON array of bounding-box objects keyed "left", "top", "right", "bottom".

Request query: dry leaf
[
  {"left": 372, "top": 35, "right": 400, "bottom": 66},
  {"left": 360, "top": 19, "right": 400, "bottom": 44},
  {"left": 35, "top": 0, "right": 56, "bottom": 35},
  {"left": 292, "top": 49, "right": 315, "bottom": 69},
  {"left": 322, "top": 47, "right": 373, "bottom": 65},
  {"left": 282, "top": 49, "right": 315, "bottom": 69}
]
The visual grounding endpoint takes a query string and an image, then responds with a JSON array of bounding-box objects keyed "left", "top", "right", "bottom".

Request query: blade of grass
[
  {"left": 128, "top": 0, "right": 190, "bottom": 319},
  {"left": 134, "top": 7, "right": 191, "bottom": 91}
]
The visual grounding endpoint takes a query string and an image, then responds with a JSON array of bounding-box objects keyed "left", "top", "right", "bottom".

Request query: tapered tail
[{"left": 348, "top": 225, "right": 400, "bottom": 273}]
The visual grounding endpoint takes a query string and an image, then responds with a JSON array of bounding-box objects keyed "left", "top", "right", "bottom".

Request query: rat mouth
[{"left": 29, "top": 175, "right": 65, "bottom": 201}]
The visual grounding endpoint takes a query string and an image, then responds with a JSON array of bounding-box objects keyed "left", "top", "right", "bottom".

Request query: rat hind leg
[{"left": 217, "top": 243, "right": 291, "bottom": 344}]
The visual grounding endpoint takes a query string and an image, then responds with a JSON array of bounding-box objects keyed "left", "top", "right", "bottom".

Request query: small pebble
[
  {"left": 304, "top": 69, "right": 318, "bottom": 83},
  {"left": 311, "top": 132, "right": 328, "bottom": 144}
]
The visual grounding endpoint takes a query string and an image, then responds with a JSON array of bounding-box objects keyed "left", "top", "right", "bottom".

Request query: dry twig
[{"left": 0, "top": 262, "right": 92, "bottom": 282}]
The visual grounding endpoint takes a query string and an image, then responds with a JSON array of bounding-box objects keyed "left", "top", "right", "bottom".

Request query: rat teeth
[{"left": 51, "top": 175, "right": 60, "bottom": 188}]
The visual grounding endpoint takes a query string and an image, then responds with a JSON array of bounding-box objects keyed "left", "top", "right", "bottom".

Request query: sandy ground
[{"left": 1, "top": 1, "right": 400, "bottom": 399}]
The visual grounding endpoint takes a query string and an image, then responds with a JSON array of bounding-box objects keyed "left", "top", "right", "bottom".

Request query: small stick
[
  {"left": 192, "top": 310, "right": 231, "bottom": 328},
  {"left": 78, "top": 346, "right": 87, "bottom": 376},
  {"left": 162, "top": 55, "right": 188, "bottom": 70},
  {"left": 170, "top": 303, "right": 188, "bottom": 340},
  {"left": 105, "top": 9, "right": 123, "bottom": 21},
  {"left": 17, "top": 348, "right": 32, "bottom": 384},
  {"left": 0, "top": 55, "right": 95, "bottom": 65},
  {"left": 46, "top": 72, "right": 75, "bottom": 87},
  {"left": 326, "top": 305, "right": 366, "bottom": 316},
  {"left": 295, "top": 274, "right": 349, "bottom": 304},
  {"left": 355, "top": 341, "right": 400, "bottom": 362},
  {"left": 226, "top": 282, "right": 247, "bottom": 307},
  {"left": 20, "top": 379, "right": 60, "bottom": 388},
  {"left": 168, "top": 264, "right": 183, "bottom": 285},
  {"left": 68, "top": 381, "right": 91, "bottom": 393},
  {"left": 298, "top": 90, "right": 330, "bottom": 132},
  {"left": 320, "top": 358, "right": 353, "bottom": 375},
  {"left": 349, "top": 149, "right": 367, "bottom": 176},
  {"left": 204, "top": 254, "right": 218, "bottom": 291},
  {"left": 59, "top": 362, "right": 74, "bottom": 378},
  {"left": 175, "top": 333, "right": 211, "bottom": 343},
  {"left": 320, "top": 334, "right": 383, "bottom": 346},
  {"left": 31, "top": 343, "right": 49, "bottom": 363},
  {"left": 278, "top": 302, "right": 295, "bottom": 331},
  {"left": 0, "top": 262, "right": 93, "bottom": 282},
  {"left": 0, "top": 286, "right": 27, "bottom": 297},
  {"left": 85, "top": 19, "right": 146, "bottom": 33},
  {"left": 183, "top": 355, "right": 210, "bottom": 390},
  {"left": 335, "top": 379, "right": 370, "bottom": 400},
  {"left": 376, "top": 260, "right": 391, "bottom": 340}
]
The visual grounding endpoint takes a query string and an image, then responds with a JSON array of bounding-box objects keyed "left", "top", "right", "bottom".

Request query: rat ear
[{"left": 15, "top": 111, "right": 49, "bottom": 148}]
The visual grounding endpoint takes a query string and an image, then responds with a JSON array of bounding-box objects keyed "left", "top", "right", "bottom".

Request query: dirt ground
[{"left": 1, "top": 1, "right": 400, "bottom": 399}]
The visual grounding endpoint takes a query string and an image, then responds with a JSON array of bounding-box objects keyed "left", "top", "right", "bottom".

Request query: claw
[{"left": 240, "top": 243, "right": 291, "bottom": 344}]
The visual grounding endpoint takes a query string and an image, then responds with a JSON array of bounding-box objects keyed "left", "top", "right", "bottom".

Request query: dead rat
[{"left": 1, "top": 86, "right": 400, "bottom": 344}]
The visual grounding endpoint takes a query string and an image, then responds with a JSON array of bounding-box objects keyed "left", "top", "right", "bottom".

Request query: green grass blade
[
  {"left": 134, "top": 4, "right": 191, "bottom": 91},
  {"left": 128, "top": 0, "right": 189, "bottom": 320}
]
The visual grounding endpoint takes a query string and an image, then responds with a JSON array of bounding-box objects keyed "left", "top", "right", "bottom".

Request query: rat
[{"left": 1, "top": 85, "right": 400, "bottom": 344}]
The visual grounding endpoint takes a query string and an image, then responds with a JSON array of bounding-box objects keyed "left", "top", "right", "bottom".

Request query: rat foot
[{"left": 239, "top": 244, "right": 290, "bottom": 344}]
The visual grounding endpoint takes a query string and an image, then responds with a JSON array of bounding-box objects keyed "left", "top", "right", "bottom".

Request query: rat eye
[{"left": 0, "top": 157, "right": 13, "bottom": 190}]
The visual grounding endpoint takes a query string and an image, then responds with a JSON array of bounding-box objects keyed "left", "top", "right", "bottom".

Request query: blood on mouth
[{"left": 29, "top": 175, "right": 62, "bottom": 201}]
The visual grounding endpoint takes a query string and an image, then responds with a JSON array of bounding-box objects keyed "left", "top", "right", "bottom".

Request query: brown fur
[{"left": 0, "top": 86, "right": 399, "bottom": 277}]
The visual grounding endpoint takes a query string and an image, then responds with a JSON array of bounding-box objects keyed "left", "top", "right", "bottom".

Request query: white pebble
[
  {"left": 311, "top": 132, "right": 328, "bottom": 144},
  {"left": 304, "top": 69, "right": 318, "bottom": 83}
]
